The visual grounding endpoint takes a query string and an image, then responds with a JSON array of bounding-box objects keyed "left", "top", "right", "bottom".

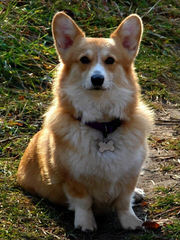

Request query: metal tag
[{"left": 98, "top": 140, "right": 115, "bottom": 153}]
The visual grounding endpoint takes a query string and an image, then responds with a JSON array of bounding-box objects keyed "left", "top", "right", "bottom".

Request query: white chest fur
[{"left": 64, "top": 124, "right": 146, "bottom": 185}]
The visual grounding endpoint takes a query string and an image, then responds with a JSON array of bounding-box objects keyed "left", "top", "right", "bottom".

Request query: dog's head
[{"left": 52, "top": 12, "right": 143, "bottom": 121}]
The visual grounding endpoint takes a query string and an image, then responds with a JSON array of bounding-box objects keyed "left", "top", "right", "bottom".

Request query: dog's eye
[
  {"left": 105, "top": 57, "right": 115, "bottom": 64},
  {"left": 80, "top": 56, "right": 90, "bottom": 64}
]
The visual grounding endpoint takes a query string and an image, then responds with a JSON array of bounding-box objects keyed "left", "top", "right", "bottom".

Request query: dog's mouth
[
  {"left": 91, "top": 87, "right": 106, "bottom": 91},
  {"left": 87, "top": 86, "right": 107, "bottom": 91}
]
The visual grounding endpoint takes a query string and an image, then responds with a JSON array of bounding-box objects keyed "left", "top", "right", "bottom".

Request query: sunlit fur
[{"left": 17, "top": 12, "right": 154, "bottom": 231}]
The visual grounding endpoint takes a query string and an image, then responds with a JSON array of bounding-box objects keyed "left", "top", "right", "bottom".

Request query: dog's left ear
[
  {"left": 52, "top": 12, "right": 85, "bottom": 61},
  {"left": 111, "top": 14, "right": 143, "bottom": 61}
]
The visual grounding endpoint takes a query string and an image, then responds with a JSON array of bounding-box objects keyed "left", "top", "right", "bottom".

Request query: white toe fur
[
  {"left": 64, "top": 191, "right": 97, "bottom": 231},
  {"left": 75, "top": 208, "right": 97, "bottom": 231},
  {"left": 118, "top": 208, "right": 143, "bottom": 230}
]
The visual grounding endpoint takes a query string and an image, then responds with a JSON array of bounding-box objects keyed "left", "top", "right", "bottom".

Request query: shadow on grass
[{"left": 16, "top": 186, "right": 162, "bottom": 240}]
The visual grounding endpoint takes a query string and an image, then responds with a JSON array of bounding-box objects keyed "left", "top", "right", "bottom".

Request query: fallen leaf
[
  {"left": 15, "top": 122, "right": 23, "bottom": 126},
  {"left": 18, "top": 95, "right": 25, "bottom": 100},
  {"left": 156, "top": 138, "right": 166, "bottom": 143},
  {"left": 143, "top": 221, "right": 160, "bottom": 229},
  {"left": 9, "top": 121, "right": 23, "bottom": 126},
  {"left": 141, "top": 201, "right": 148, "bottom": 207}
]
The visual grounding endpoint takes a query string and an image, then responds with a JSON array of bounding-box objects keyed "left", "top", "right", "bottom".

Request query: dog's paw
[
  {"left": 132, "top": 187, "right": 145, "bottom": 204},
  {"left": 74, "top": 208, "right": 97, "bottom": 232},
  {"left": 119, "top": 211, "right": 143, "bottom": 230}
]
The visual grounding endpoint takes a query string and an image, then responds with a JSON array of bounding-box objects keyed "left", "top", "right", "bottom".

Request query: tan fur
[{"left": 17, "top": 12, "right": 153, "bottom": 231}]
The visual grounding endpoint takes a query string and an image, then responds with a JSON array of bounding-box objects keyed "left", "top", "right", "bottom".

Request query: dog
[{"left": 17, "top": 12, "right": 153, "bottom": 231}]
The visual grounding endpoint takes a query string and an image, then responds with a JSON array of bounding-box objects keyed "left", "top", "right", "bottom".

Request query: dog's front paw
[
  {"left": 119, "top": 210, "right": 143, "bottom": 230},
  {"left": 74, "top": 208, "right": 97, "bottom": 232}
]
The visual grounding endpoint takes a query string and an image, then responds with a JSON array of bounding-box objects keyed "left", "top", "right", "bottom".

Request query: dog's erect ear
[
  {"left": 52, "top": 12, "right": 85, "bottom": 60},
  {"left": 110, "top": 14, "right": 143, "bottom": 61}
]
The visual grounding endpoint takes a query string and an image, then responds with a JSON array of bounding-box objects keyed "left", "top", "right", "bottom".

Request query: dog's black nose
[{"left": 91, "top": 74, "right": 104, "bottom": 88}]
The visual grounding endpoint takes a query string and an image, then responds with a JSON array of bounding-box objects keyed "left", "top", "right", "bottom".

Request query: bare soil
[{"left": 139, "top": 105, "right": 180, "bottom": 195}]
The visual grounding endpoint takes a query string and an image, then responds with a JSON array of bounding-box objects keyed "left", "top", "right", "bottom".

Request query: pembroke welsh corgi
[{"left": 17, "top": 12, "right": 153, "bottom": 231}]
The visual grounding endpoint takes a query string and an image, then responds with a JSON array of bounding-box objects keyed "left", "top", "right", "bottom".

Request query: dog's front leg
[
  {"left": 115, "top": 190, "right": 143, "bottom": 230},
  {"left": 64, "top": 184, "right": 97, "bottom": 231}
]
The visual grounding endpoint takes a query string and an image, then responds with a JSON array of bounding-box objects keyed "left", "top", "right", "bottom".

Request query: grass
[
  {"left": 152, "top": 187, "right": 180, "bottom": 211},
  {"left": 150, "top": 136, "right": 180, "bottom": 157},
  {"left": 0, "top": 0, "right": 180, "bottom": 239},
  {"left": 148, "top": 187, "right": 180, "bottom": 240}
]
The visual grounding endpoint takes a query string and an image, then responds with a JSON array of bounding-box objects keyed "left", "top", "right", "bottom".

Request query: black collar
[{"left": 79, "top": 118, "right": 123, "bottom": 138}]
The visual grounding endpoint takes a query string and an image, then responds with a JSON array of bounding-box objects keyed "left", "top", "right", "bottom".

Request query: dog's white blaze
[
  {"left": 83, "top": 61, "right": 113, "bottom": 90},
  {"left": 92, "top": 63, "right": 112, "bottom": 89},
  {"left": 91, "top": 63, "right": 106, "bottom": 75}
]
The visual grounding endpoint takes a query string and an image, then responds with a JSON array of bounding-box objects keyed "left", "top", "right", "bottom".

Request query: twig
[
  {"left": 18, "top": 101, "right": 28, "bottom": 117},
  {"left": 89, "top": 0, "right": 162, "bottom": 34},
  {"left": 155, "top": 119, "right": 180, "bottom": 126},
  {"left": 0, "top": 136, "right": 19, "bottom": 143},
  {"left": 113, "top": 1, "right": 123, "bottom": 17},
  {"left": 156, "top": 123, "right": 178, "bottom": 126},
  {"left": 153, "top": 206, "right": 180, "bottom": 218},
  {"left": 142, "top": 0, "right": 162, "bottom": 18},
  {"left": 150, "top": 155, "right": 177, "bottom": 160},
  {"left": 40, "top": 228, "right": 61, "bottom": 239},
  {"left": 156, "top": 119, "right": 180, "bottom": 123}
]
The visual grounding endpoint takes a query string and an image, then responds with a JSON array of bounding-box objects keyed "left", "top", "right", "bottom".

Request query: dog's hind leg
[{"left": 132, "top": 187, "right": 145, "bottom": 204}]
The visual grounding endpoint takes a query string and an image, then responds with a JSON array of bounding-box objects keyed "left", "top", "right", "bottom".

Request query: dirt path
[{"left": 139, "top": 105, "right": 180, "bottom": 194}]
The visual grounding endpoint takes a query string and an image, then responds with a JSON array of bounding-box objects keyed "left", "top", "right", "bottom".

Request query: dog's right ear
[{"left": 52, "top": 12, "right": 85, "bottom": 61}]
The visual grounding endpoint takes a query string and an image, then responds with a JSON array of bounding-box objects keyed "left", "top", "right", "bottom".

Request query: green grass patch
[
  {"left": 148, "top": 187, "right": 180, "bottom": 239},
  {"left": 152, "top": 191, "right": 180, "bottom": 211},
  {"left": 150, "top": 137, "right": 180, "bottom": 157},
  {"left": 0, "top": 0, "right": 179, "bottom": 102},
  {"left": 163, "top": 220, "right": 180, "bottom": 240}
]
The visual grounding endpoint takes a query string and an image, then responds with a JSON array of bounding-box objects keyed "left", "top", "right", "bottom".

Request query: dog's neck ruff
[{"left": 79, "top": 118, "right": 123, "bottom": 138}]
